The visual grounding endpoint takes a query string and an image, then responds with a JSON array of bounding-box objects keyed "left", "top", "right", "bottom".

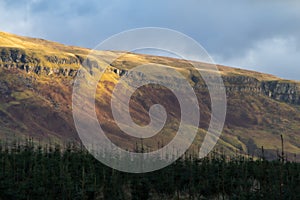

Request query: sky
[{"left": 0, "top": 0, "right": 299, "bottom": 80}]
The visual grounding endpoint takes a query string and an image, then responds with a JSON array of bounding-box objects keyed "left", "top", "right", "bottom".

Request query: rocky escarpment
[
  {"left": 0, "top": 48, "right": 80, "bottom": 77},
  {"left": 261, "top": 81, "right": 300, "bottom": 104},
  {"left": 104, "top": 68, "right": 300, "bottom": 105},
  {"left": 1, "top": 47, "right": 299, "bottom": 105},
  {"left": 0, "top": 47, "right": 129, "bottom": 78},
  {"left": 223, "top": 76, "right": 300, "bottom": 105}
]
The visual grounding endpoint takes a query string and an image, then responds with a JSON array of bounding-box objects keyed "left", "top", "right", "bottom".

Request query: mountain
[{"left": 0, "top": 31, "right": 299, "bottom": 160}]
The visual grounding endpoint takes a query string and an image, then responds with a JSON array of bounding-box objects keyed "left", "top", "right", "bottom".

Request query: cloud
[
  {"left": 0, "top": 0, "right": 34, "bottom": 35},
  {"left": 213, "top": 37, "right": 300, "bottom": 80},
  {"left": 0, "top": 0, "right": 299, "bottom": 80}
]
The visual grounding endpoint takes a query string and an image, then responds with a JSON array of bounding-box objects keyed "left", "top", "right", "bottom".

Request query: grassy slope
[{"left": 0, "top": 31, "right": 299, "bottom": 160}]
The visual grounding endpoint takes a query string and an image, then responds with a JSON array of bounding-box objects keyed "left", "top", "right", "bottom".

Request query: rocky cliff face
[
  {"left": 0, "top": 48, "right": 79, "bottom": 77},
  {"left": 222, "top": 75, "right": 300, "bottom": 105},
  {"left": 261, "top": 81, "right": 300, "bottom": 104},
  {"left": 104, "top": 68, "right": 300, "bottom": 105},
  {"left": 0, "top": 47, "right": 299, "bottom": 105}
]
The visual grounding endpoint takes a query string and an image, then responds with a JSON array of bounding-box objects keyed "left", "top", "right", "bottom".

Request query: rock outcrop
[
  {"left": 0, "top": 47, "right": 299, "bottom": 105},
  {"left": 0, "top": 48, "right": 79, "bottom": 77},
  {"left": 261, "top": 81, "right": 300, "bottom": 104},
  {"left": 222, "top": 75, "right": 300, "bottom": 105}
]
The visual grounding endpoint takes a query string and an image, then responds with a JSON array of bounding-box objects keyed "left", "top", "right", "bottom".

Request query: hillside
[{"left": 0, "top": 31, "right": 300, "bottom": 160}]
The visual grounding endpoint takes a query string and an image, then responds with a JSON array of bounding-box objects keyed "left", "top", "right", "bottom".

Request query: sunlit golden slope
[{"left": 0, "top": 31, "right": 299, "bottom": 160}]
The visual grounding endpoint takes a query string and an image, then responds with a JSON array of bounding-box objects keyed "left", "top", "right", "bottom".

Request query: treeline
[{"left": 0, "top": 139, "right": 300, "bottom": 200}]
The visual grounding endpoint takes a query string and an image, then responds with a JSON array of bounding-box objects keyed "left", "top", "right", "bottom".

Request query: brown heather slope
[{"left": 0, "top": 31, "right": 300, "bottom": 160}]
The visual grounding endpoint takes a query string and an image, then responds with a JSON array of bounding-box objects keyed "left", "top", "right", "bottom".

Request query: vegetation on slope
[{"left": 0, "top": 31, "right": 299, "bottom": 159}]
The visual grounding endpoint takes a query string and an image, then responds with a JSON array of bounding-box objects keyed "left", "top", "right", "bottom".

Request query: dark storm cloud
[{"left": 0, "top": 0, "right": 299, "bottom": 80}]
